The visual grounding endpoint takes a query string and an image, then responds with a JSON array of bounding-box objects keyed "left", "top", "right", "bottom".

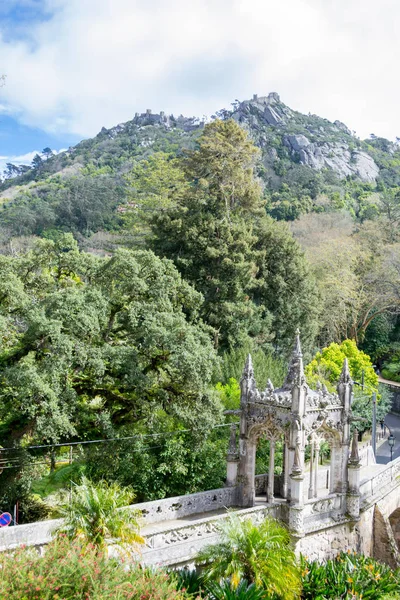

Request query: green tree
[
  {"left": 252, "top": 217, "right": 320, "bottom": 351},
  {"left": 42, "top": 147, "right": 53, "bottom": 160},
  {"left": 57, "top": 476, "right": 144, "bottom": 549},
  {"left": 305, "top": 340, "right": 386, "bottom": 431},
  {"left": 305, "top": 339, "right": 378, "bottom": 392},
  {"left": 196, "top": 513, "right": 300, "bottom": 600},
  {"left": 31, "top": 153, "right": 44, "bottom": 171},
  {"left": 0, "top": 235, "right": 221, "bottom": 445},
  {"left": 151, "top": 120, "right": 268, "bottom": 350},
  {"left": 124, "top": 152, "right": 188, "bottom": 232}
]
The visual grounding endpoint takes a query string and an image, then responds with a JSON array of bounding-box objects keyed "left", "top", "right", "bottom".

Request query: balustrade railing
[{"left": 360, "top": 455, "right": 400, "bottom": 501}]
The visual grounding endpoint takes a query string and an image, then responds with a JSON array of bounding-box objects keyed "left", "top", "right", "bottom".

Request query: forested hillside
[{"left": 0, "top": 93, "right": 399, "bottom": 520}]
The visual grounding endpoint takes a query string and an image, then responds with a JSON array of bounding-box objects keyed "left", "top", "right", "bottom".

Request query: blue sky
[{"left": 1, "top": 0, "right": 400, "bottom": 175}]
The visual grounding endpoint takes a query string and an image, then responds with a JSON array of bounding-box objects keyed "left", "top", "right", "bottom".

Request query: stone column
[
  {"left": 308, "top": 441, "right": 314, "bottom": 499},
  {"left": 289, "top": 439, "right": 305, "bottom": 535},
  {"left": 237, "top": 354, "right": 257, "bottom": 507},
  {"left": 226, "top": 424, "right": 239, "bottom": 487},
  {"left": 238, "top": 436, "right": 256, "bottom": 507},
  {"left": 347, "top": 429, "right": 361, "bottom": 519},
  {"left": 282, "top": 442, "right": 289, "bottom": 499},
  {"left": 289, "top": 440, "right": 304, "bottom": 506},
  {"left": 314, "top": 441, "right": 320, "bottom": 498},
  {"left": 329, "top": 443, "right": 342, "bottom": 494},
  {"left": 267, "top": 440, "right": 275, "bottom": 503}
]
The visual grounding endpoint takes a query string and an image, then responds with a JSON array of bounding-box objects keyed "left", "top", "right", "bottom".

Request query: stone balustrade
[
  {"left": 360, "top": 455, "right": 400, "bottom": 503},
  {"left": 131, "top": 486, "right": 238, "bottom": 525},
  {"left": 142, "top": 504, "right": 282, "bottom": 566}
]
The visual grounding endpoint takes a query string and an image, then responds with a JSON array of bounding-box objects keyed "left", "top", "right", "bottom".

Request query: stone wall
[
  {"left": 0, "top": 518, "right": 62, "bottom": 552},
  {"left": 143, "top": 504, "right": 283, "bottom": 567},
  {"left": 132, "top": 486, "right": 238, "bottom": 525},
  {"left": 297, "top": 460, "right": 400, "bottom": 564},
  {"left": 0, "top": 487, "right": 238, "bottom": 552}
]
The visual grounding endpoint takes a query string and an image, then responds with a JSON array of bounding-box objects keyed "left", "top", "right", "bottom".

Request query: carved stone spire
[
  {"left": 240, "top": 353, "right": 256, "bottom": 406},
  {"left": 283, "top": 329, "right": 306, "bottom": 390},
  {"left": 242, "top": 353, "right": 254, "bottom": 380},
  {"left": 349, "top": 429, "right": 360, "bottom": 465},
  {"left": 337, "top": 357, "right": 353, "bottom": 411},
  {"left": 339, "top": 358, "right": 352, "bottom": 385}
]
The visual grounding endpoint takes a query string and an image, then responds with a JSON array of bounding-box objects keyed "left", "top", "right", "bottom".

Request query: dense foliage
[
  {"left": 57, "top": 477, "right": 144, "bottom": 548},
  {"left": 0, "top": 234, "right": 220, "bottom": 444},
  {"left": 301, "top": 551, "right": 400, "bottom": 599},
  {"left": 197, "top": 514, "right": 301, "bottom": 600},
  {"left": 151, "top": 120, "right": 319, "bottom": 351},
  {"left": 0, "top": 537, "right": 188, "bottom": 600}
]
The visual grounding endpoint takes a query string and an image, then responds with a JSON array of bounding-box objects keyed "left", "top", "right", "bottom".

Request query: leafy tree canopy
[
  {"left": 151, "top": 120, "right": 320, "bottom": 352},
  {"left": 306, "top": 339, "right": 378, "bottom": 392},
  {"left": 0, "top": 234, "right": 221, "bottom": 445}
]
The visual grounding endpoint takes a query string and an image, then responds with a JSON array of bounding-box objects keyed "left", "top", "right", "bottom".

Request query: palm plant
[
  {"left": 174, "top": 568, "right": 205, "bottom": 595},
  {"left": 196, "top": 513, "right": 300, "bottom": 600},
  {"left": 206, "top": 579, "right": 267, "bottom": 600},
  {"left": 57, "top": 476, "right": 144, "bottom": 549}
]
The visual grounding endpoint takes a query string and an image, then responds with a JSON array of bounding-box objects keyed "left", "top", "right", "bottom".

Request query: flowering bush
[
  {"left": 0, "top": 536, "right": 188, "bottom": 600},
  {"left": 301, "top": 551, "right": 400, "bottom": 599}
]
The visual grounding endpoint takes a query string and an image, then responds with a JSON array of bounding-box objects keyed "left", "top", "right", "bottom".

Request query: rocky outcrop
[
  {"left": 283, "top": 134, "right": 379, "bottom": 182},
  {"left": 229, "top": 94, "right": 381, "bottom": 182},
  {"left": 232, "top": 92, "right": 294, "bottom": 127}
]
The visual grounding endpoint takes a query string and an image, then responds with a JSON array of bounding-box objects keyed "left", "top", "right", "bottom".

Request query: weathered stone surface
[
  {"left": 282, "top": 137, "right": 380, "bottom": 182},
  {"left": 353, "top": 151, "right": 380, "bottom": 181},
  {"left": 284, "top": 134, "right": 310, "bottom": 152},
  {"left": 131, "top": 487, "right": 238, "bottom": 525},
  {"left": 373, "top": 505, "right": 400, "bottom": 568}
]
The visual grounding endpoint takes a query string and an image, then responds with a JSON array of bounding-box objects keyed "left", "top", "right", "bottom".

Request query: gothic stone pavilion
[{"left": 226, "top": 332, "right": 361, "bottom": 521}]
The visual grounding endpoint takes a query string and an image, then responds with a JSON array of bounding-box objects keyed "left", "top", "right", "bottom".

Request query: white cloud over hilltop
[{"left": 0, "top": 0, "right": 399, "bottom": 140}]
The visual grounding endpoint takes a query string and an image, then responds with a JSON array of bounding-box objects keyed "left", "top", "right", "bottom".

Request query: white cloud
[{"left": 0, "top": 0, "right": 399, "bottom": 139}]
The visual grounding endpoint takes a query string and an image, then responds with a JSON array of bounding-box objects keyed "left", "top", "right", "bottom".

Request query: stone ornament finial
[
  {"left": 282, "top": 329, "right": 306, "bottom": 390},
  {"left": 241, "top": 353, "right": 254, "bottom": 381},
  {"left": 291, "top": 437, "right": 303, "bottom": 476},
  {"left": 294, "top": 328, "right": 302, "bottom": 356},
  {"left": 339, "top": 357, "right": 352, "bottom": 384},
  {"left": 267, "top": 379, "right": 274, "bottom": 391}
]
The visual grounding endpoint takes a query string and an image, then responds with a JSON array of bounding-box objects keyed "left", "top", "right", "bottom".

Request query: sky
[{"left": 1, "top": 0, "right": 400, "bottom": 173}]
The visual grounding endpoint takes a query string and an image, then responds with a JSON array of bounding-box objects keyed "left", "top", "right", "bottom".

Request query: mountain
[
  {"left": 230, "top": 92, "right": 380, "bottom": 182},
  {"left": 1, "top": 92, "right": 400, "bottom": 246}
]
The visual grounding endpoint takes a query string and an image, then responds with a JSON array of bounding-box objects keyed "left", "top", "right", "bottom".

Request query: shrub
[
  {"left": 0, "top": 537, "right": 188, "bottom": 600},
  {"left": 301, "top": 551, "right": 400, "bottom": 600},
  {"left": 56, "top": 476, "right": 144, "bottom": 549},
  {"left": 196, "top": 513, "right": 300, "bottom": 600}
]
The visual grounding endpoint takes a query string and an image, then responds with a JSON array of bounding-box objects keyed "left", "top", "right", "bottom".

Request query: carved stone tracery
[{"left": 232, "top": 331, "right": 357, "bottom": 531}]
